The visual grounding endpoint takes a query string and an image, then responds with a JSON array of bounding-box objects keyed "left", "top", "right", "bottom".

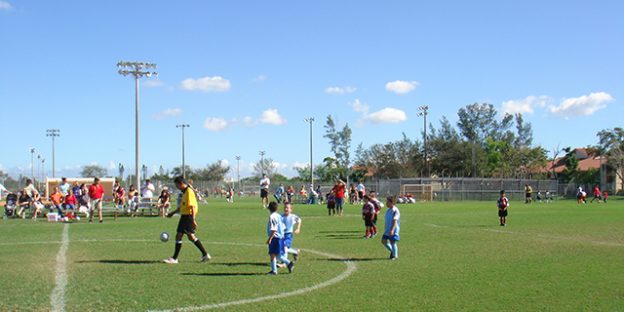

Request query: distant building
[{"left": 545, "top": 148, "right": 621, "bottom": 192}]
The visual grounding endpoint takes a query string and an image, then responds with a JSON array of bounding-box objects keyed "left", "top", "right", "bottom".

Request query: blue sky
[{"left": 1, "top": 0, "right": 622, "bottom": 179}]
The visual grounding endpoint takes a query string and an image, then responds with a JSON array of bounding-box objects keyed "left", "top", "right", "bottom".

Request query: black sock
[
  {"left": 173, "top": 241, "right": 182, "bottom": 259},
  {"left": 193, "top": 239, "right": 208, "bottom": 256}
]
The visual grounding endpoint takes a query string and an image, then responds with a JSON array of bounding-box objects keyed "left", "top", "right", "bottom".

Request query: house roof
[{"left": 545, "top": 148, "right": 606, "bottom": 173}]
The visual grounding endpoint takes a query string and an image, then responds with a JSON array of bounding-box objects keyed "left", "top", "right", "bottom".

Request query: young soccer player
[
  {"left": 326, "top": 190, "right": 336, "bottom": 216},
  {"left": 163, "top": 176, "right": 211, "bottom": 264},
  {"left": 590, "top": 185, "right": 602, "bottom": 203},
  {"left": 361, "top": 196, "right": 375, "bottom": 238},
  {"left": 266, "top": 201, "right": 293, "bottom": 275},
  {"left": 497, "top": 190, "right": 509, "bottom": 226},
  {"left": 157, "top": 188, "right": 170, "bottom": 219},
  {"left": 282, "top": 202, "right": 302, "bottom": 261},
  {"left": 369, "top": 191, "right": 384, "bottom": 237},
  {"left": 381, "top": 196, "right": 401, "bottom": 260}
]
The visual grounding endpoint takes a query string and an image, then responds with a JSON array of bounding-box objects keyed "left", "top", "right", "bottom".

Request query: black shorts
[
  {"left": 363, "top": 214, "right": 374, "bottom": 226},
  {"left": 260, "top": 189, "right": 269, "bottom": 198},
  {"left": 358, "top": 191, "right": 364, "bottom": 198},
  {"left": 498, "top": 209, "right": 508, "bottom": 217},
  {"left": 177, "top": 215, "right": 196, "bottom": 234},
  {"left": 525, "top": 193, "right": 532, "bottom": 198}
]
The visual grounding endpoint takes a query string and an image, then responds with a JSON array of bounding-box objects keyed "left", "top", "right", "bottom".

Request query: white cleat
[
  {"left": 163, "top": 257, "right": 178, "bottom": 264},
  {"left": 200, "top": 254, "right": 212, "bottom": 262}
]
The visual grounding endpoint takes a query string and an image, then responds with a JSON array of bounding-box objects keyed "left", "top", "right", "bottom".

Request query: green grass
[{"left": 1, "top": 197, "right": 623, "bottom": 311}]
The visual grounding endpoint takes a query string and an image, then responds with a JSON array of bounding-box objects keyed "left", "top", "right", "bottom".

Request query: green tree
[
  {"left": 253, "top": 158, "right": 277, "bottom": 178},
  {"left": 597, "top": 127, "right": 624, "bottom": 189},
  {"left": 324, "top": 115, "right": 352, "bottom": 178},
  {"left": 195, "top": 161, "right": 230, "bottom": 182},
  {"left": 81, "top": 165, "right": 107, "bottom": 178}
]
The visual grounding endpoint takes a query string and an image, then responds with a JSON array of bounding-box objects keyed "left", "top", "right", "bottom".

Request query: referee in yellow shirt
[{"left": 163, "top": 176, "right": 211, "bottom": 264}]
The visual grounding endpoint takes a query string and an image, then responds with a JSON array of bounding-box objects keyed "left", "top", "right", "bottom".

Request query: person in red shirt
[
  {"left": 88, "top": 177, "right": 105, "bottom": 223},
  {"left": 590, "top": 185, "right": 602, "bottom": 203},
  {"left": 332, "top": 179, "right": 346, "bottom": 216},
  {"left": 64, "top": 190, "right": 77, "bottom": 211}
]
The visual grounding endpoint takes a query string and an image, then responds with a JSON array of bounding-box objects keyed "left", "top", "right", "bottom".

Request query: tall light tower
[
  {"left": 235, "top": 155, "right": 241, "bottom": 193},
  {"left": 117, "top": 61, "right": 158, "bottom": 192},
  {"left": 41, "top": 158, "right": 45, "bottom": 186},
  {"left": 46, "top": 129, "right": 60, "bottom": 178},
  {"left": 29, "top": 148, "right": 36, "bottom": 182},
  {"left": 37, "top": 154, "right": 41, "bottom": 189},
  {"left": 118, "top": 163, "right": 125, "bottom": 183},
  {"left": 417, "top": 105, "right": 429, "bottom": 177},
  {"left": 176, "top": 124, "right": 190, "bottom": 179},
  {"left": 259, "top": 151, "right": 266, "bottom": 176},
  {"left": 304, "top": 117, "right": 315, "bottom": 186}
]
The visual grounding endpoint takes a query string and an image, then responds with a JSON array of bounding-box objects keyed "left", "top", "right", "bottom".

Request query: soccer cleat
[
  {"left": 200, "top": 254, "right": 212, "bottom": 262},
  {"left": 163, "top": 257, "right": 178, "bottom": 264},
  {"left": 293, "top": 249, "right": 301, "bottom": 261},
  {"left": 287, "top": 261, "right": 295, "bottom": 273},
  {"left": 266, "top": 271, "right": 278, "bottom": 275}
]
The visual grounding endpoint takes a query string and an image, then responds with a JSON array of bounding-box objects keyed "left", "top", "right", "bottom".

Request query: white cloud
[
  {"left": 325, "top": 86, "right": 356, "bottom": 95},
  {"left": 349, "top": 99, "right": 407, "bottom": 125},
  {"left": 144, "top": 79, "right": 165, "bottom": 88},
  {"left": 259, "top": 109, "right": 286, "bottom": 125},
  {"left": 243, "top": 116, "right": 255, "bottom": 127},
  {"left": 108, "top": 161, "right": 117, "bottom": 170},
  {"left": 548, "top": 92, "right": 614, "bottom": 118},
  {"left": 219, "top": 159, "right": 230, "bottom": 168},
  {"left": 181, "top": 76, "right": 231, "bottom": 92},
  {"left": 153, "top": 108, "right": 182, "bottom": 119},
  {"left": 385, "top": 80, "right": 419, "bottom": 95},
  {"left": 253, "top": 74, "right": 267, "bottom": 82},
  {"left": 501, "top": 95, "right": 550, "bottom": 115},
  {"left": 0, "top": 1, "right": 12, "bottom": 10},
  {"left": 365, "top": 107, "right": 408, "bottom": 124},
  {"left": 292, "top": 161, "right": 309, "bottom": 169},
  {"left": 203, "top": 117, "right": 230, "bottom": 131}
]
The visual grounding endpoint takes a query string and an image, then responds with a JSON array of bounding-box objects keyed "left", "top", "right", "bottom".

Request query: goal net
[{"left": 400, "top": 184, "right": 433, "bottom": 201}]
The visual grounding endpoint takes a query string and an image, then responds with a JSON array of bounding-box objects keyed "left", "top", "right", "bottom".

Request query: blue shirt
[
  {"left": 384, "top": 206, "right": 401, "bottom": 236},
  {"left": 59, "top": 183, "right": 70, "bottom": 196},
  {"left": 281, "top": 214, "right": 301, "bottom": 234},
  {"left": 267, "top": 212, "right": 284, "bottom": 239}
]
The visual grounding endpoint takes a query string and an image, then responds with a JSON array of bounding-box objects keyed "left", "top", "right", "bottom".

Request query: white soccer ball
[
  {"left": 160, "top": 232, "right": 169, "bottom": 242},
  {"left": 76, "top": 216, "right": 81, "bottom": 221}
]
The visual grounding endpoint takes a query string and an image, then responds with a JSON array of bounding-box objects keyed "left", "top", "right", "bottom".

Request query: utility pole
[
  {"left": 304, "top": 117, "right": 315, "bottom": 186},
  {"left": 259, "top": 151, "right": 266, "bottom": 176},
  {"left": 46, "top": 129, "right": 60, "bottom": 178},
  {"left": 418, "top": 106, "right": 429, "bottom": 177},
  {"left": 117, "top": 61, "right": 158, "bottom": 195},
  {"left": 235, "top": 155, "right": 241, "bottom": 194},
  {"left": 176, "top": 124, "right": 190, "bottom": 179}
]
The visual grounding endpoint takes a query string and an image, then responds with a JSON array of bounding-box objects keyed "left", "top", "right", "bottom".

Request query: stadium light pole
[
  {"left": 41, "top": 158, "right": 45, "bottom": 187},
  {"left": 29, "top": 148, "right": 36, "bottom": 182},
  {"left": 235, "top": 155, "right": 241, "bottom": 193},
  {"left": 304, "top": 117, "right": 315, "bottom": 186},
  {"left": 117, "top": 61, "right": 158, "bottom": 194},
  {"left": 46, "top": 129, "right": 60, "bottom": 178},
  {"left": 417, "top": 105, "right": 429, "bottom": 177},
  {"left": 259, "top": 151, "right": 266, "bottom": 176},
  {"left": 36, "top": 154, "right": 41, "bottom": 189},
  {"left": 176, "top": 124, "right": 190, "bottom": 179}
]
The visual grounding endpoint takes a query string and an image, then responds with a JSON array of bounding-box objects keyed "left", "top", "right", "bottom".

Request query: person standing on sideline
[
  {"left": 88, "top": 177, "right": 105, "bottom": 223},
  {"left": 524, "top": 184, "right": 533, "bottom": 204},
  {"left": 332, "top": 179, "right": 346, "bottom": 216},
  {"left": 58, "top": 177, "right": 70, "bottom": 196},
  {"left": 163, "top": 176, "right": 211, "bottom": 264},
  {"left": 260, "top": 174, "right": 271, "bottom": 208},
  {"left": 381, "top": 196, "right": 401, "bottom": 260},
  {"left": 142, "top": 179, "right": 155, "bottom": 203},
  {"left": 356, "top": 181, "right": 366, "bottom": 203},
  {"left": 282, "top": 202, "right": 302, "bottom": 261},
  {"left": 497, "top": 190, "right": 509, "bottom": 226},
  {"left": 266, "top": 201, "right": 293, "bottom": 275}
]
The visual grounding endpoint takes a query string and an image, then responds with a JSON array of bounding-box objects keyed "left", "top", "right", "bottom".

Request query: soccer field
[{"left": 1, "top": 197, "right": 623, "bottom": 311}]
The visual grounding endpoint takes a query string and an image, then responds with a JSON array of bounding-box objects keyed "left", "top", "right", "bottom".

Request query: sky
[{"left": 0, "top": 0, "right": 622, "bottom": 180}]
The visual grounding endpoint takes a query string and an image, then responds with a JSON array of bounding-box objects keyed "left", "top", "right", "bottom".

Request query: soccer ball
[{"left": 160, "top": 232, "right": 169, "bottom": 242}]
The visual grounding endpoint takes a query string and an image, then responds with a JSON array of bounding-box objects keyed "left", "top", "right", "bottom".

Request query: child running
[
  {"left": 266, "top": 201, "right": 293, "bottom": 275},
  {"left": 282, "top": 202, "right": 302, "bottom": 261},
  {"left": 381, "top": 196, "right": 401, "bottom": 260},
  {"left": 497, "top": 190, "right": 509, "bottom": 226}
]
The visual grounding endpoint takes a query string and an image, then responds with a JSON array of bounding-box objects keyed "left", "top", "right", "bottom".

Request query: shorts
[
  {"left": 283, "top": 233, "right": 293, "bottom": 248},
  {"left": 525, "top": 193, "right": 532, "bottom": 198},
  {"left": 177, "top": 215, "right": 196, "bottom": 234},
  {"left": 268, "top": 237, "right": 283, "bottom": 255},
  {"left": 382, "top": 234, "right": 400, "bottom": 242},
  {"left": 358, "top": 191, "right": 364, "bottom": 199},
  {"left": 498, "top": 209, "right": 508, "bottom": 217},
  {"left": 64, "top": 204, "right": 76, "bottom": 210},
  {"left": 260, "top": 189, "right": 269, "bottom": 198},
  {"left": 90, "top": 198, "right": 103, "bottom": 210},
  {"left": 363, "top": 214, "right": 374, "bottom": 226}
]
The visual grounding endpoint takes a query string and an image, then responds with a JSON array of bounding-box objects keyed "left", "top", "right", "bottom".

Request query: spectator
[
  {"left": 17, "top": 191, "right": 31, "bottom": 219},
  {"left": 0, "top": 183, "right": 9, "bottom": 199},
  {"left": 332, "top": 179, "right": 346, "bottom": 216},
  {"left": 4, "top": 192, "right": 18, "bottom": 217},
  {"left": 308, "top": 184, "right": 318, "bottom": 204},
  {"left": 141, "top": 179, "right": 155, "bottom": 202},
  {"left": 58, "top": 177, "right": 70, "bottom": 196},
  {"left": 286, "top": 185, "right": 295, "bottom": 203},
  {"left": 260, "top": 174, "right": 271, "bottom": 208},
  {"left": 49, "top": 187, "right": 65, "bottom": 217},
  {"left": 64, "top": 189, "right": 77, "bottom": 212},
  {"left": 88, "top": 177, "right": 105, "bottom": 223},
  {"left": 127, "top": 185, "right": 139, "bottom": 214}
]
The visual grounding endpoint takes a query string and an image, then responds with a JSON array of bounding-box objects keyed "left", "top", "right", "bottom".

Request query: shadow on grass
[
  {"left": 316, "top": 233, "right": 364, "bottom": 240},
  {"left": 76, "top": 259, "right": 161, "bottom": 265},
  {"left": 318, "top": 230, "right": 361, "bottom": 234},
  {"left": 181, "top": 272, "right": 265, "bottom": 277},
  {"left": 217, "top": 262, "right": 267, "bottom": 267},
  {"left": 325, "top": 257, "right": 387, "bottom": 262}
]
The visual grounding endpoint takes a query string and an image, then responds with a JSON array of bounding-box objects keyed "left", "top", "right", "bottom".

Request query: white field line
[
  {"left": 50, "top": 223, "right": 69, "bottom": 312},
  {"left": 147, "top": 246, "right": 357, "bottom": 312}
]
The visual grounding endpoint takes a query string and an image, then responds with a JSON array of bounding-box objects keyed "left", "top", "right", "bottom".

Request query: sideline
[{"left": 50, "top": 223, "right": 69, "bottom": 312}]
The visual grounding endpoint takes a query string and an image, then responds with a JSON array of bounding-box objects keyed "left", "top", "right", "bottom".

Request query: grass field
[{"left": 1, "top": 197, "right": 623, "bottom": 311}]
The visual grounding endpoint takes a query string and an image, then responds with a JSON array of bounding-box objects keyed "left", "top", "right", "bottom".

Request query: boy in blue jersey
[
  {"left": 381, "top": 196, "right": 401, "bottom": 260},
  {"left": 282, "top": 202, "right": 302, "bottom": 261},
  {"left": 266, "top": 201, "right": 294, "bottom": 275}
]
